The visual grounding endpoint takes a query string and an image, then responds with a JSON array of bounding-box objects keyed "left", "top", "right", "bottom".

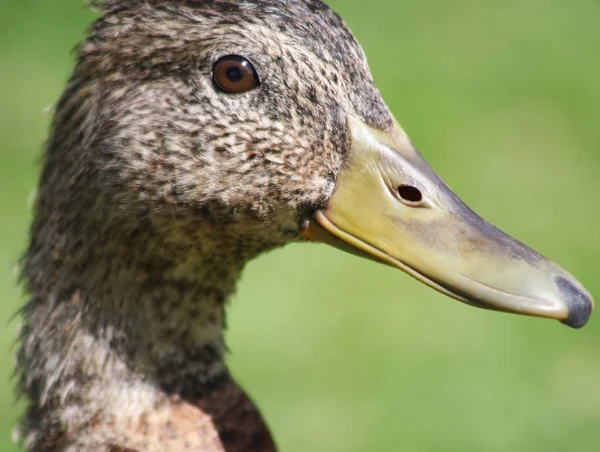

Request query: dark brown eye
[
  {"left": 212, "top": 55, "right": 260, "bottom": 94},
  {"left": 397, "top": 185, "right": 423, "bottom": 204}
]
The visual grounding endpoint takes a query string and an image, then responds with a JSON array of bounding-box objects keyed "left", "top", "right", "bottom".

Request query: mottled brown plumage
[{"left": 16, "top": 0, "right": 394, "bottom": 450}]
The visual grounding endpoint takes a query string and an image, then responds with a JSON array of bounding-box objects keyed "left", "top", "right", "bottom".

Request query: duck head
[{"left": 84, "top": 0, "right": 592, "bottom": 328}]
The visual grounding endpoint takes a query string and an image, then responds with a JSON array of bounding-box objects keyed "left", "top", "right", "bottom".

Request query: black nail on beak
[{"left": 557, "top": 277, "right": 593, "bottom": 329}]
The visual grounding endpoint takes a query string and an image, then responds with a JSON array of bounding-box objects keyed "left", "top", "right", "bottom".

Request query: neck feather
[{"left": 18, "top": 200, "right": 250, "bottom": 445}]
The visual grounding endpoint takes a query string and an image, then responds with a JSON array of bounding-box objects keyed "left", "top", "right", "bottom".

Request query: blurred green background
[{"left": 1, "top": 0, "right": 599, "bottom": 451}]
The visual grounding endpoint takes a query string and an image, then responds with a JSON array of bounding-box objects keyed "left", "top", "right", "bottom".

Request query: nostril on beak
[
  {"left": 397, "top": 185, "right": 423, "bottom": 205},
  {"left": 556, "top": 277, "right": 593, "bottom": 329}
]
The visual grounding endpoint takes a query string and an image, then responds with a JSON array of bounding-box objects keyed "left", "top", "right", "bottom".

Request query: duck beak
[{"left": 303, "top": 116, "right": 594, "bottom": 328}]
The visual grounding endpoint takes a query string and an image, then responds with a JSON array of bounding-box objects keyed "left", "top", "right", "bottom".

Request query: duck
[{"left": 15, "top": 0, "right": 594, "bottom": 451}]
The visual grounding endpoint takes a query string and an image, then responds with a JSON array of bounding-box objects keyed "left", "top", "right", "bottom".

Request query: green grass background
[{"left": 1, "top": 0, "right": 599, "bottom": 450}]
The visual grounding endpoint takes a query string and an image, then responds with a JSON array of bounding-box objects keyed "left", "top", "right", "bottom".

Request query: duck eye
[
  {"left": 212, "top": 55, "right": 260, "bottom": 94},
  {"left": 397, "top": 184, "right": 423, "bottom": 204}
]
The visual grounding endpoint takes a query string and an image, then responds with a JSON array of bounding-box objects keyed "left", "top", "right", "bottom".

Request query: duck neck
[
  {"left": 19, "top": 182, "right": 285, "bottom": 449},
  {"left": 83, "top": 231, "right": 241, "bottom": 396},
  {"left": 21, "top": 209, "right": 249, "bottom": 411}
]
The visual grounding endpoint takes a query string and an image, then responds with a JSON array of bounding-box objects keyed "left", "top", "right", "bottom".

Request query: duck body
[{"left": 16, "top": 0, "right": 593, "bottom": 451}]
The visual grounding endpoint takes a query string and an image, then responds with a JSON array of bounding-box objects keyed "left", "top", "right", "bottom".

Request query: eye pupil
[
  {"left": 398, "top": 185, "right": 423, "bottom": 203},
  {"left": 226, "top": 66, "right": 243, "bottom": 82}
]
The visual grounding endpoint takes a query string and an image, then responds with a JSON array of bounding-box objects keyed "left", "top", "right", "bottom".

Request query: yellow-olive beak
[{"left": 303, "top": 116, "right": 594, "bottom": 328}]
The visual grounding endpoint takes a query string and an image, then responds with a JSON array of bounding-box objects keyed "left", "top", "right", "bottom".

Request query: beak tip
[{"left": 556, "top": 277, "right": 594, "bottom": 329}]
